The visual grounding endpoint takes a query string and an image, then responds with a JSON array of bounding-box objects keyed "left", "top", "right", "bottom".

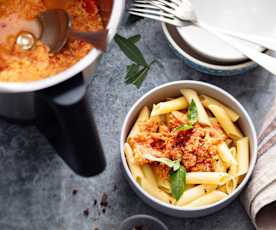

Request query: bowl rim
[
  {"left": 120, "top": 80, "right": 258, "bottom": 212},
  {"left": 162, "top": 23, "right": 259, "bottom": 71}
]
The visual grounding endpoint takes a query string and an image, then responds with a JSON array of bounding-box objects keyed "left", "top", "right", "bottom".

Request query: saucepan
[{"left": 0, "top": 0, "right": 125, "bottom": 177}]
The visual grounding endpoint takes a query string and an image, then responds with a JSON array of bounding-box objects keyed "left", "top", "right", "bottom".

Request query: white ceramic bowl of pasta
[{"left": 120, "top": 81, "right": 257, "bottom": 218}]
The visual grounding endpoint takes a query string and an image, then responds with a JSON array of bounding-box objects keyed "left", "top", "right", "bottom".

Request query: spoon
[{"left": 38, "top": 9, "right": 108, "bottom": 53}]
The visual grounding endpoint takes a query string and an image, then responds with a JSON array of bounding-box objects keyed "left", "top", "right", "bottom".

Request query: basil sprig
[
  {"left": 144, "top": 154, "right": 186, "bottom": 200},
  {"left": 114, "top": 34, "right": 156, "bottom": 88},
  {"left": 170, "top": 166, "right": 186, "bottom": 201},
  {"left": 174, "top": 124, "right": 193, "bottom": 132},
  {"left": 188, "top": 99, "right": 198, "bottom": 125},
  {"left": 174, "top": 99, "right": 198, "bottom": 131}
]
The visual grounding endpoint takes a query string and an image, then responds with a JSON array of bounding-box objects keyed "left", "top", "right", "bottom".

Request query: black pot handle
[{"left": 34, "top": 73, "right": 105, "bottom": 177}]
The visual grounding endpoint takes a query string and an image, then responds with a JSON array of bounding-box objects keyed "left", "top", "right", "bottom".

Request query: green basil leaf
[
  {"left": 127, "top": 64, "right": 134, "bottom": 72},
  {"left": 114, "top": 34, "right": 147, "bottom": 66},
  {"left": 131, "top": 60, "right": 157, "bottom": 88},
  {"left": 170, "top": 166, "right": 186, "bottom": 200},
  {"left": 125, "top": 65, "right": 149, "bottom": 88},
  {"left": 131, "top": 66, "right": 149, "bottom": 88},
  {"left": 174, "top": 124, "right": 193, "bottom": 132},
  {"left": 128, "top": 35, "right": 141, "bottom": 44},
  {"left": 188, "top": 99, "right": 198, "bottom": 125},
  {"left": 125, "top": 64, "right": 140, "bottom": 81},
  {"left": 144, "top": 154, "right": 181, "bottom": 171},
  {"left": 125, "top": 65, "right": 142, "bottom": 83}
]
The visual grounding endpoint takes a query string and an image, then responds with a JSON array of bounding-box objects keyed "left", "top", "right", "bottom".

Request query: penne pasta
[
  {"left": 226, "top": 177, "right": 239, "bottom": 194},
  {"left": 186, "top": 172, "right": 231, "bottom": 186},
  {"left": 128, "top": 106, "right": 150, "bottom": 139},
  {"left": 141, "top": 179, "right": 175, "bottom": 204},
  {"left": 218, "top": 185, "right": 227, "bottom": 193},
  {"left": 208, "top": 104, "right": 243, "bottom": 140},
  {"left": 209, "top": 117, "right": 218, "bottom": 126},
  {"left": 183, "top": 191, "right": 228, "bottom": 208},
  {"left": 230, "top": 146, "right": 237, "bottom": 158},
  {"left": 124, "top": 143, "right": 144, "bottom": 185},
  {"left": 181, "top": 89, "right": 211, "bottom": 126},
  {"left": 212, "top": 155, "right": 227, "bottom": 172},
  {"left": 236, "top": 137, "right": 250, "bottom": 176},
  {"left": 228, "top": 147, "right": 239, "bottom": 175},
  {"left": 217, "top": 142, "right": 238, "bottom": 166},
  {"left": 226, "top": 146, "right": 239, "bottom": 194},
  {"left": 151, "top": 97, "right": 188, "bottom": 116},
  {"left": 200, "top": 95, "right": 240, "bottom": 122},
  {"left": 176, "top": 185, "right": 217, "bottom": 206},
  {"left": 171, "top": 111, "right": 188, "bottom": 123},
  {"left": 142, "top": 165, "right": 158, "bottom": 187},
  {"left": 156, "top": 176, "right": 171, "bottom": 194}
]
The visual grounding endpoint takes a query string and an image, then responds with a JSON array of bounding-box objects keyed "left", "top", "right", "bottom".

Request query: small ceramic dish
[
  {"left": 177, "top": 0, "right": 276, "bottom": 63},
  {"left": 120, "top": 81, "right": 257, "bottom": 218},
  {"left": 119, "top": 215, "right": 169, "bottom": 230},
  {"left": 162, "top": 23, "right": 271, "bottom": 76}
]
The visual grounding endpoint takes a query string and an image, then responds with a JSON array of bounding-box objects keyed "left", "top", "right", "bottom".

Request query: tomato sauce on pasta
[{"left": 129, "top": 110, "right": 227, "bottom": 178}]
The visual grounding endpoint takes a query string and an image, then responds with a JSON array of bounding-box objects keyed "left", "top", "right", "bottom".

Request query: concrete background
[{"left": 0, "top": 10, "right": 276, "bottom": 230}]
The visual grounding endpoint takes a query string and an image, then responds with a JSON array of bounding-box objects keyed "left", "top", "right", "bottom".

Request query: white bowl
[
  {"left": 177, "top": 0, "right": 276, "bottom": 63},
  {"left": 162, "top": 23, "right": 271, "bottom": 76},
  {"left": 120, "top": 81, "right": 257, "bottom": 218}
]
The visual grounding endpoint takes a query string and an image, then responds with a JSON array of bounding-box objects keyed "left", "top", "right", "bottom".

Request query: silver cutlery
[
  {"left": 150, "top": 0, "right": 276, "bottom": 52},
  {"left": 129, "top": 0, "right": 276, "bottom": 75}
]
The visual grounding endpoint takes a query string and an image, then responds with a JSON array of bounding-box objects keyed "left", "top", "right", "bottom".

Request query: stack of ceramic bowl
[{"left": 162, "top": 0, "right": 276, "bottom": 76}]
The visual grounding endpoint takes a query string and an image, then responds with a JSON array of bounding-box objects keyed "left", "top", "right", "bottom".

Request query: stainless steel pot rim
[{"left": 0, "top": 0, "right": 125, "bottom": 93}]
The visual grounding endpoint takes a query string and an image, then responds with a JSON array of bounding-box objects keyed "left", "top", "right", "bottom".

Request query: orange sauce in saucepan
[
  {"left": 0, "top": 0, "right": 103, "bottom": 82},
  {"left": 0, "top": 14, "right": 41, "bottom": 44}
]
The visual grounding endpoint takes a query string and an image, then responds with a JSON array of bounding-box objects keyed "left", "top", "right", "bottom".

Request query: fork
[
  {"left": 129, "top": 0, "right": 276, "bottom": 76},
  {"left": 129, "top": 0, "right": 185, "bottom": 27}
]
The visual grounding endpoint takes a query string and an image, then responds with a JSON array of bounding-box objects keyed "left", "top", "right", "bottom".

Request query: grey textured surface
[{"left": 1, "top": 13, "right": 276, "bottom": 230}]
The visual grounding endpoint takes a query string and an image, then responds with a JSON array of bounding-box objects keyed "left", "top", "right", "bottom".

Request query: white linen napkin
[{"left": 241, "top": 100, "right": 276, "bottom": 230}]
